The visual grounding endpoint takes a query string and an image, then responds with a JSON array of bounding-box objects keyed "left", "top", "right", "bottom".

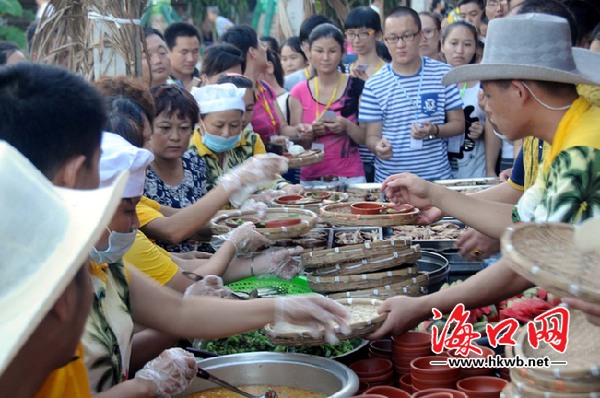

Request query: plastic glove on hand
[
  {"left": 223, "top": 222, "right": 270, "bottom": 253},
  {"left": 274, "top": 294, "right": 351, "bottom": 344},
  {"left": 261, "top": 247, "right": 304, "bottom": 280},
  {"left": 134, "top": 348, "right": 196, "bottom": 398},
  {"left": 184, "top": 275, "right": 232, "bottom": 298},
  {"left": 248, "top": 190, "right": 287, "bottom": 205},
  {"left": 218, "top": 154, "right": 288, "bottom": 195},
  {"left": 239, "top": 199, "right": 269, "bottom": 218}
]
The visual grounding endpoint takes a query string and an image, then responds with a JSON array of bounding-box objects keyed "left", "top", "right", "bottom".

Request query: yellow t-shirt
[
  {"left": 137, "top": 196, "right": 163, "bottom": 228},
  {"left": 123, "top": 230, "right": 178, "bottom": 286},
  {"left": 34, "top": 344, "right": 91, "bottom": 398}
]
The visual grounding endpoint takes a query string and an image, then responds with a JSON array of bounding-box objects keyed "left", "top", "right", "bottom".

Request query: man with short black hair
[
  {"left": 458, "top": 0, "right": 485, "bottom": 36},
  {"left": 164, "top": 22, "right": 202, "bottom": 90}
]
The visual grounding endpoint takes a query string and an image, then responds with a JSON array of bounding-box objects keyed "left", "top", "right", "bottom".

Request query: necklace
[
  {"left": 255, "top": 82, "right": 277, "bottom": 128},
  {"left": 459, "top": 82, "right": 468, "bottom": 98},
  {"left": 393, "top": 57, "right": 425, "bottom": 123},
  {"left": 314, "top": 73, "right": 344, "bottom": 120}
]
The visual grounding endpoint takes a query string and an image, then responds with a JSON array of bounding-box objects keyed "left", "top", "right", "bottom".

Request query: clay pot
[
  {"left": 415, "top": 393, "right": 454, "bottom": 398},
  {"left": 275, "top": 194, "right": 304, "bottom": 204},
  {"left": 350, "top": 358, "right": 394, "bottom": 378},
  {"left": 410, "top": 356, "right": 461, "bottom": 382},
  {"left": 358, "top": 380, "right": 371, "bottom": 394},
  {"left": 225, "top": 216, "right": 261, "bottom": 228},
  {"left": 351, "top": 202, "right": 385, "bottom": 215},
  {"left": 398, "top": 373, "right": 413, "bottom": 393},
  {"left": 456, "top": 376, "right": 508, "bottom": 398},
  {"left": 264, "top": 218, "right": 301, "bottom": 228},
  {"left": 350, "top": 395, "right": 388, "bottom": 398},
  {"left": 392, "top": 332, "right": 432, "bottom": 348},
  {"left": 364, "top": 386, "right": 411, "bottom": 398},
  {"left": 360, "top": 370, "right": 395, "bottom": 384},
  {"left": 370, "top": 340, "right": 393, "bottom": 355},
  {"left": 412, "top": 389, "right": 468, "bottom": 398},
  {"left": 370, "top": 349, "right": 392, "bottom": 360},
  {"left": 448, "top": 346, "right": 495, "bottom": 377},
  {"left": 411, "top": 374, "right": 456, "bottom": 390}
]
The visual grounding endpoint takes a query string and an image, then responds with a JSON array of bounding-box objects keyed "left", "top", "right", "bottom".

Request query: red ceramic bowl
[
  {"left": 456, "top": 376, "right": 508, "bottom": 398},
  {"left": 414, "top": 393, "right": 454, "bottom": 398},
  {"left": 411, "top": 374, "right": 456, "bottom": 390},
  {"left": 449, "top": 345, "right": 495, "bottom": 377},
  {"left": 370, "top": 339, "right": 393, "bottom": 355},
  {"left": 412, "top": 389, "right": 468, "bottom": 398},
  {"left": 351, "top": 202, "right": 385, "bottom": 215},
  {"left": 360, "top": 370, "right": 395, "bottom": 384},
  {"left": 370, "top": 350, "right": 392, "bottom": 360},
  {"left": 275, "top": 194, "right": 303, "bottom": 204},
  {"left": 350, "top": 395, "right": 388, "bottom": 398},
  {"left": 410, "top": 356, "right": 461, "bottom": 382},
  {"left": 398, "top": 373, "right": 413, "bottom": 393},
  {"left": 264, "top": 218, "right": 301, "bottom": 228},
  {"left": 358, "top": 380, "right": 371, "bottom": 394},
  {"left": 350, "top": 358, "right": 394, "bottom": 378},
  {"left": 364, "top": 386, "right": 411, "bottom": 398},
  {"left": 392, "top": 331, "right": 432, "bottom": 348}
]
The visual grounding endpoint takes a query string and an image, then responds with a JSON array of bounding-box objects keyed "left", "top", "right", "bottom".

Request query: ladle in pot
[{"left": 196, "top": 367, "right": 278, "bottom": 398}]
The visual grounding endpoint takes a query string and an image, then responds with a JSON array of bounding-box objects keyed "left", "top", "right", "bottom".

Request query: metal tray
[{"left": 434, "top": 177, "right": 501, "bottom": 186}]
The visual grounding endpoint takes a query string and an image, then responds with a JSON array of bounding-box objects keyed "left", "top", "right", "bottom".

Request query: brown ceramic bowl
[
  {"left": 411, "top": 374, "right": 456, "bottom": 390},
  {"left": 449, "top": 345, "right": 495, "bottom": 377},
  {"left": 364, "top": 386, "right": 411, "bottom": 398},
  {"left": 358, "top": 380, "right": 371, "bottom": 394},
  {"left": 370, "top": 339, "right": 393, "bottom": 355},
  {"left": 398, "top": 373, "right": 413, "bottom": 393},
  {"left": 412, "top": 389, "right": 468, "bottom": 398},
  {"left": 360, "top": 370, "right": 395, "bottom": 384},
  {"left": 456, "top": 376, "right": 508, "bottom": 398},
  {"left": 350, "top": 395, "right": 388, "bottom": 398},
  {"left": 410, "top": 356, "right": 461, "bottom": 382},
  {"left": 264, "top": 218, "right": 301, "bottom": 228},
  {"left": 392, "top": 332, "right": 432, "bottom": 348},
  {"left": 370, "top": 349, "right": 392, "bottom": 360},
  {"left": 275, "top": 194, "right": 304, "bottom": 204},
  {"left": 415, "top": 390, "right": 467, "bottom": 398},
  {"left": 350, "top": 358, "right": 394, "bottom": 378},
  {"left": 351, "top": 202, "right": 385, "bottom": 215},
  {"left": 225, "top": 216, "right": 261, "bottom": 229}
]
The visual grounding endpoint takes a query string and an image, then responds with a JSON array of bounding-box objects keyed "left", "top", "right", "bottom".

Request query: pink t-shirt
[
  {"left": 252, "top": 81, "right": 281, "bottom": 143},
  {"left": 290, "top": 76, "right": 365, "bottom": 181}
]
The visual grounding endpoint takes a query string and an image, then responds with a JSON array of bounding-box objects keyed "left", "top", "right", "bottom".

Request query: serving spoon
[{"left": 196, "top": 367, "right": 278, "bottom": 398}]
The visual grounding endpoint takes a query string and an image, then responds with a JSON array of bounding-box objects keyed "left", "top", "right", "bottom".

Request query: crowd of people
[{"left": 1, "top": 0, "right": 600, "bottom": 396}]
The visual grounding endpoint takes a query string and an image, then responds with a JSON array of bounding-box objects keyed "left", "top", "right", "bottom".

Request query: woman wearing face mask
[
  {"left": 442, "top": 21, "right": 489, "bottom": 178},
  {"left": 190, "top": 80, "right": 303, "bottom": 201},
  {"left": 85, "top": 133, "right": 350, "bottom": 397}
]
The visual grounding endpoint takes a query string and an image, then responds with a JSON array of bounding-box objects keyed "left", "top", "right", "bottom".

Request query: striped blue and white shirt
[{"left": 359, "top": 58, "right": 463, "bottom": 182}]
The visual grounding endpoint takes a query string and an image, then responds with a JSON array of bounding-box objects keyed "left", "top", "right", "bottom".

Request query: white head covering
[
  {"left": 191, "top": 83, "right": 246, "bottom": 114},
  {"left": 100, "top": 132, "right": 154, "bottom": 198},
  {"left": 0, "top": 141, "right": 127, "bottom": 375}
]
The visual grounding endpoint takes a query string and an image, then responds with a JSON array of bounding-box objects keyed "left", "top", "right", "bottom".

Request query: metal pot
[{"left": 176, "top": 352, "right": 359, "bottom": 397}]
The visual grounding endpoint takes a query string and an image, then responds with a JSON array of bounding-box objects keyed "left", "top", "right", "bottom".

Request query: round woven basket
[
  {"left": 509, "top": 376, "right": 597, "bottom": 398},
  {"left": 510, "top": 367, "right": 600, "bottom": 394},
  {"left": 211, "top": 208, "right": 317, "bottom": 240},
  {"left": 307, "top": 266, "right": 420, "bottom": 293},
  {"left": 286, "top": 149, "right": 324, "bottom": 168},
  {"left": 264, "top": 298, "right": 386, "bottom": 346},
  {"left": 269, "top": 192, "right": 348, "bottom": 213},
  {"left": 327, "top": 275, "right": 429, "bottom": 300},
  {"left": 509, "top": 310, "right": 600, "bottom": 380},
  {"left": 309, "top": 247, "right": 421, "bottom": 276},
  {"left": 301, "top": 238, "right": 412, "bottom": 269},
  {"left": 320, "top": 203, "right": 420, "bottom": 227},
  {"left": 501, "top": 223, "right": 600, "bottom": 304}
]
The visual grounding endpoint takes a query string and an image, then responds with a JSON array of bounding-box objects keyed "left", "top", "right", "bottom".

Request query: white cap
[
  {"left": 100, "top": 132, "right": 154, "bottom": 198},
  {"left": 191, "top": 83, "right": 246, "bottom": 114},
  {"left": 0, "top": 141, "right": 127, "bottom": 375}
]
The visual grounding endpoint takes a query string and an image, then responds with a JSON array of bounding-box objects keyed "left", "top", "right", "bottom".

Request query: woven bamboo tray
[
  {"left": 301, "top": 238, "right": 412, "bottom": 269},
  {"left": 327, "top": 275, "right": 429, "bottom": 299},
  {"left": 510, "top": 367, "right": 600, "bottom": 394},
  {"left": 502, "top": 223, "right": 600, "bottom": 304},
  {"left": 509, "top": 310, "right": 600, "bottom": 380},
  {"left": 509, "top": 376, "right": 597, "bottom": 398},
  {"left": 264, "top": 298, "right": 386, "bottom": 346},
  {"left": 286, "top": 149, "right": 324, "bottom": 168},
  {"left": 269, "top": 192, "right": 348, "bottom": 213},
  {"left": 307, "top": 266, "right": 419, "bottom": 293},
  {"left": 309, "top": 247, "right": 421, "bottom": 276},
  {"left": 320, "top": 202, "right": 420, "bottom": 227},
  {"left": 211, "top": 208, "right": 317, "bottom": 240}
]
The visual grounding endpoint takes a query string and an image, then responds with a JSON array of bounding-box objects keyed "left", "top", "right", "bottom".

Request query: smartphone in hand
[
  {"left": 321, "top": 110, "right": 338, "bottom": 122},
  {"left": 356, "top": 64, "right": 369, "bottom": 73}
]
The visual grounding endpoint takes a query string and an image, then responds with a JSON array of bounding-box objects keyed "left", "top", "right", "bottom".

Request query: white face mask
[
  {"left": 89, "top": 229, "right": 137, "bottom": 264},
  {"left": 493, "top": 129, "right": 514, "bottom": 145}
]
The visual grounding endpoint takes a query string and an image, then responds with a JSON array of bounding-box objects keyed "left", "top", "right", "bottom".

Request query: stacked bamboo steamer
[{"left": 301, "top": 238, "right": 428, "bottom": 299}]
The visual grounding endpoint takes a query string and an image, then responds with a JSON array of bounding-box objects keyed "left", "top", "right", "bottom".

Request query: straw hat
[
  {"left": 0, "top": 141, "right": 127, "bottom": 374},
  {"left": 443, "top": 13, "right": 600, "bottom": 86}
]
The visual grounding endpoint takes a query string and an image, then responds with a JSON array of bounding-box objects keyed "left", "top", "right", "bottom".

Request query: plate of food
[
  {"left": 286, "top": 148, "right": 324, "bottom": 168},
  {"left": 321, "top": 202, "right": 419, "bottom": 227}
]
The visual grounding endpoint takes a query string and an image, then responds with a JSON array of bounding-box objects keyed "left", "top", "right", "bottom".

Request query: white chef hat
[
  {"left": 191, "top": 83, "right": 246, "bottom": 114},
  {"left": 100, "top": 132, "right": 154, "bottom": 198}
]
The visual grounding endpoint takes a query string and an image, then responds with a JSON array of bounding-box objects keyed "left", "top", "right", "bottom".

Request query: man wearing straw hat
[{"left": 371, "top": 13, "right": 600, "bottom": 339}]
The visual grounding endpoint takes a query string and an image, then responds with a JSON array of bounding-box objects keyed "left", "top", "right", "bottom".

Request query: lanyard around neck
[
  {"left": 314, "top": 73, "right": 344, "bottom": 120},
  {"left": 393, "top": 57, "right": 425, "bottom": 122},
  {"left": 255, "top": 83, "right": 277, "bottom": 128}
]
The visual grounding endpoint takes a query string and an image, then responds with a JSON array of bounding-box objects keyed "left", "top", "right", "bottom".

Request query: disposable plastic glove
[
  {"left": 239, "top": 199, "right": 269, "bottom": 218},
  {"left": 218, "top": 154, "right": 288, "bottom": 208},
  {"left": 274, "top": 294, "right": 351, "bottom": 344},
  {"left": 248, "top": 189, "right": 287, "bottom": 205},
  {"left": 216, "top": 222, "right": 269, "bottom": 254},
  {"left": 184, "top": 275, "right": 232, "bottom": 298},
  {"left": 259, "top": 247, "right": 304, "bottom": 280},
  {"left": 134, "top": 348, "right": 196, "bottom": 398}
]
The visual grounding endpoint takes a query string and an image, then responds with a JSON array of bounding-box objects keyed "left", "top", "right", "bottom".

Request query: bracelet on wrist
[{"left": 428, "top": 124, "right": 440, "bottom": 139}]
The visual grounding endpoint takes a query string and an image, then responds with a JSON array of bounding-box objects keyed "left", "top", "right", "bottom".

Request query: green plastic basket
[{"left": 226, "top": 275, "right": 312, "bottom": 295}]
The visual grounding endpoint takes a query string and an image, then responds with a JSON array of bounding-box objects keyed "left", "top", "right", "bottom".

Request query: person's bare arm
[
  {"left": 274, "top": 97, "right": 302, "bottom": 138},
  {"left": 141, "top": 186, "right": 230, "bottom": 244},
  {"left": 468, "top": 181, "right": 523, "bottom": 205},
  {"left": 439, "top": 108, "right": 465, "bottom": 138},
  {"left": 129, "top": 330, "right": 179, "bottom": 375},
  {"left": 370, "top": 259, "right": 534, "bottom": 339},
  {"left": 364, "top": 121, "right": 383, "bottom": 153}
]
